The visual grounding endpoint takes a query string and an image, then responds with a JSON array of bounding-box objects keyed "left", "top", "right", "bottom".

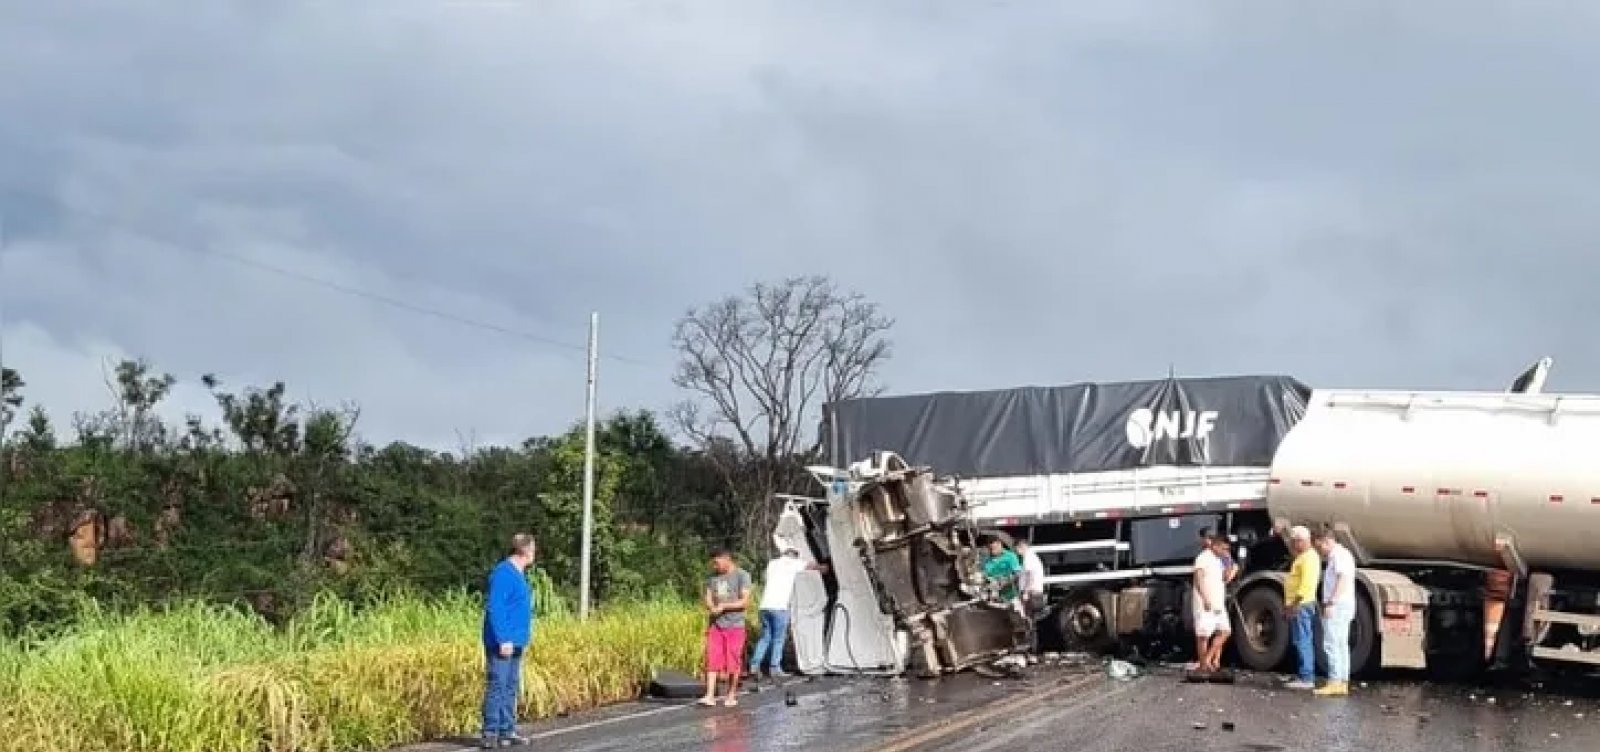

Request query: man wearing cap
[
  {"left": 1282, "top": 525, "right": 1322, "bottom": 690},
  {"left": 747, "top": 546, "right": 825, "bottom": 680}
]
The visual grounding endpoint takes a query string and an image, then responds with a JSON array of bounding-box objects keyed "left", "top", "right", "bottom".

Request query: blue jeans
[
  {"left": 481, "top": 648, "right": 522, "bottom": 736},
  {"left": 1291, "top": 603, "right": 1317, "bottom": 682},
  {"left": 1322, "top": 601, "right": 1356, "bottom": 681},
  {"left": 748, "top": 608, "right": 791, "bottom": 672}
]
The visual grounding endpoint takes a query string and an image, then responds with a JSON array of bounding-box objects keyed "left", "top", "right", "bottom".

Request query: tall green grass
[{"left": 0, "top": 592, "right": 705, "bottom": 752}]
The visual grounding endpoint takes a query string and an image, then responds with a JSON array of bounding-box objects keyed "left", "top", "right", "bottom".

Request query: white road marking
[
  {"left": 522, "top": 704, "right": 687, "bottom": 740},
  {"left": 447, "top": 678, "right": 825, "bottom": 749}
]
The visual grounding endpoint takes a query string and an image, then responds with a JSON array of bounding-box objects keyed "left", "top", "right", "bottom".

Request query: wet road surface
[
  {"left": 403, "top": 666, "right": 1097, "bottom": 752},
  {"left": 918, "top": 667, "right": 1600, "bottom": 752},
  {"left": 400, "top": 666, "right": 1600, "bottom": 752}
]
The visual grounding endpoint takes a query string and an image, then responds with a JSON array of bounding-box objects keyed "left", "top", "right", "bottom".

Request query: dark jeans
[
  {"left": 1021, "top": 592, "right": 1045, "bottom": 652},
  {"left": 481, "top": 648, "right": 523, "bottom": 736},
  {"left": 1291, "top": 603, "right": 1317, "bottom": 682},
  {"left": 749, "top": 608, "right": 791, "bottom": 672}
]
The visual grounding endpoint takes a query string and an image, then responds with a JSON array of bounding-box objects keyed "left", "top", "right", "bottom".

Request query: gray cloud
[{"left": 3, "top": 1, "right": 1599, "bottom": 449}]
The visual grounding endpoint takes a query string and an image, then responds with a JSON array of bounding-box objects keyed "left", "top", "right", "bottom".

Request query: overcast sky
[{"left": 3, "top": 1, "right": 1599, "bottom": 450}]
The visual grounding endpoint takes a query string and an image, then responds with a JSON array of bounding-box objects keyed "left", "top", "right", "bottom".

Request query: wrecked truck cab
[{"left": 785, "top": 452, "right": 1030, "bottom": 677}]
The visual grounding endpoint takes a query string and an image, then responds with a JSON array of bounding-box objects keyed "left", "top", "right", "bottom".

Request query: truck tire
[
  {"left": 1056, "top": 592, "right": 1116, "bottom": 653},
  {"left": 1234, "top": 586, "right": 1290, "bottom": 672},
  {"left": 1350, "top": 594, "right": 1379, "bottom": 677}
]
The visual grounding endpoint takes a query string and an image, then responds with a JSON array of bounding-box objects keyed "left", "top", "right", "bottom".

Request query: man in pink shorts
[{"left": 699, "top": 548, "right": 752, "bottom": 707}]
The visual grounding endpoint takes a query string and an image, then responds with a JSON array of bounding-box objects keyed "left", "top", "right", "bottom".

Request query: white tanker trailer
[
  {"left": 1244, "top": 371, "right": 1600, "bottom": 676},
  {"left": 790, "top": 358, "right": 1600, "bottom": 679}
]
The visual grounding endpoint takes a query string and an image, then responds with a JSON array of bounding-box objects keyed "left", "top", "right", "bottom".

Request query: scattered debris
[
  {"left": 1107, "top": 659, "right": 1140, "bottom": 681},
  {"left": 1221, "top": 722, "right": 1236, "bottom": 732},
  {"left": 784, "top": 690, "right": 798, "bottom": 707},
  {"left": 1192, "top": 722, "right": 1208, "bottom": 730}
]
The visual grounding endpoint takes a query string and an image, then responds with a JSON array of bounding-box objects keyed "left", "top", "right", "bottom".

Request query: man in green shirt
[{"left": 982, "top": 538, "right": 1023, "bottom": 602}]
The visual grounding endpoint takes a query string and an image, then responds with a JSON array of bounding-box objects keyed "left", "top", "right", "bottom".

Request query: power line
[{"left": 0, "top": 185, "right": 659, "bottom": 367}]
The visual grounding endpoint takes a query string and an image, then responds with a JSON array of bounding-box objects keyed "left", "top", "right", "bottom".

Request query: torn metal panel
[{"left": 844, "top": 452, "right": 1030, "bottom": 675}]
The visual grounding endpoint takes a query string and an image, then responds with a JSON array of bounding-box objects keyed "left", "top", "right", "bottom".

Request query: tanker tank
[{"left": 1265, "top": 388, "right": 1600, "bottom": 573}]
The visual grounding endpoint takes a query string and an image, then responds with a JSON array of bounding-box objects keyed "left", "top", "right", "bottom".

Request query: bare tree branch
[{"left": 670, "top": 275, "right": 894, "bottom": 551}]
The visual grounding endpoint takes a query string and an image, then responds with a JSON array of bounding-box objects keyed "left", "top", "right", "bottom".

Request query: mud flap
[{"left": 1360, "top": 569, "right": 1428, "bottom": 670}]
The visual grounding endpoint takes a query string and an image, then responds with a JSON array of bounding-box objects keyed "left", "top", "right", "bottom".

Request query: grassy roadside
[{"left": 0, "top": 592, "right": 705, "bottom": 752}]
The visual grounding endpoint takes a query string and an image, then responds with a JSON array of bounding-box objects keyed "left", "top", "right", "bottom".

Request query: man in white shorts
[{"left": 1190, "top": 530, "right": 1232, "bottom": 672}]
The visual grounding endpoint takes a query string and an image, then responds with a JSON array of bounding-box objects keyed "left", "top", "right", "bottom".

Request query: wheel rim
[
  {"left": 1245, "top": 607, "right": 1276, "bottom": 652},
  {"left": 1067, "top": 602, "right": 1104, "bottom": 642}
]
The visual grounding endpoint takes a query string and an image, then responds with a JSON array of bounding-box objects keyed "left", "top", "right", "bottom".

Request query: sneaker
[
  {"left": 499, "top": 733, "right": 528, "bottom": 747},
  {"left": 479, "top": 736, "right": 497, "bottom": 750},
  {"left": 1313, "top": 681, "right": 1349, "bottom": 697},
  {"left": 769, "top": 670, "right": 790, "bottom": 680},
  {"left": 1284, "top": 679, "right": 1316, "bottom": 690}
]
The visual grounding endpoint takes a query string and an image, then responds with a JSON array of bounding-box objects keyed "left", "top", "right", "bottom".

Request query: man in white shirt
[
  {"left": 1190, "top": 531, "right": 1232, "bottom": 673},
  {"left": 748, "top": 547, "right": 824, "bottom": 680},
  {"left": 1015, "top": 540, "right": 1048, "bottom": 655},
  {"left": 1312, "top": 529, "right": 1357, "bottom": 696}
]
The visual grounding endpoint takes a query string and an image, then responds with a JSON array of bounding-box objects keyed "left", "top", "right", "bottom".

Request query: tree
[
  {"left": 0, "top": 366, "right": 22, "bottom": 441},
  {"left": 203, "top": 374, "right": 301, "bottom": 454},
  {"left": 16, "top": 406, "right": 55, "bottom": 452},
  {"left": 64, "top": 359, "right": 178, "bottom": 450},
  {"left": 109, "top": 359, "right": 177, "bottom": 451},
  {"left": 670, "top": 275, "right": 893, "bottom": 550}
]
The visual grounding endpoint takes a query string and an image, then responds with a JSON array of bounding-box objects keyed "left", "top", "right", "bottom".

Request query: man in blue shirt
[{"left": 481, "top": 533, "right": 536, "bottom": 748}]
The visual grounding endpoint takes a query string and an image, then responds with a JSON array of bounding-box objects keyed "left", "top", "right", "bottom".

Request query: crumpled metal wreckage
[{"left": 842, "top": 452, "right": 1032, "bottom": 677}]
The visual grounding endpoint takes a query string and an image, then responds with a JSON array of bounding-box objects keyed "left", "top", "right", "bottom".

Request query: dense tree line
[
  {"left": 0, "top": 360, "right": 735, "bottom": 636},
  {"left": 0, "top": 276, "right": 893, "bottom": 637}
]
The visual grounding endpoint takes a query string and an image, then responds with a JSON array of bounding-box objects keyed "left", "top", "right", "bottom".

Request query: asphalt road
[
  {"left": 398, "top": 666, "right": 1600, "bottom": 752},
  {"left": 400, "top": 664, "right": 1098, "bottom": 752},
  {"left": 918, "top": 667, "right": 1600, "bottom": 752}
]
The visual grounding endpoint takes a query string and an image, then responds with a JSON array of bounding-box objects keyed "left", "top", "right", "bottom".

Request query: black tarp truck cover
[{"left": 822, "top": 375, "right": 1312, "bottom": 478}]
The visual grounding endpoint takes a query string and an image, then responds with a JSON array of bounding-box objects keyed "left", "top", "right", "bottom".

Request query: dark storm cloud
[{"left": 2, "top": 1, "right": 1598, "bottom": 448}]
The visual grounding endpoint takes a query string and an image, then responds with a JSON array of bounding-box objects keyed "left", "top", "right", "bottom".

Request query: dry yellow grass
[{"left": 0, "top": 593, "right": 705, "bottom": 752}]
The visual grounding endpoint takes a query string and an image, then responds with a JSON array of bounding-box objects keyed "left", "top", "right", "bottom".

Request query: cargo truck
[{"left": 797, "top": 358, "right": 1600, "bottom": 678}]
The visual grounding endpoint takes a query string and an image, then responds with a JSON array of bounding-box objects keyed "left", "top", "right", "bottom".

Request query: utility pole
[{"left": 578, "top": 311, "right": 599, "bottom": 620}]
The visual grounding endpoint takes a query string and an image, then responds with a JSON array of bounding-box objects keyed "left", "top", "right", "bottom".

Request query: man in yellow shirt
[{"left": 1282, "top": 525, "right": 1321, "bottom": 690}]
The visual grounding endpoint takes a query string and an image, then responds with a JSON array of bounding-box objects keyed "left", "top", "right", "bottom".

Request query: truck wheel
[
  {"left": 1350, "top": 595, "right": 1379, "bottom": 677},
  {"left": 1235, "top": 587, "right": 1290, "bottom": 672},
  {"left": 1056, "top": 593, "right": 1116, "bottom": 653}
]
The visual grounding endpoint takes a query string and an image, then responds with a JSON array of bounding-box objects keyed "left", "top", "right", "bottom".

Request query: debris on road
[
  {"left": 1107, "top": 659, "right": 1140, "bottom": 680},
  {"left": 647, "top": 668, "right": 703, "bottom": 700}
]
